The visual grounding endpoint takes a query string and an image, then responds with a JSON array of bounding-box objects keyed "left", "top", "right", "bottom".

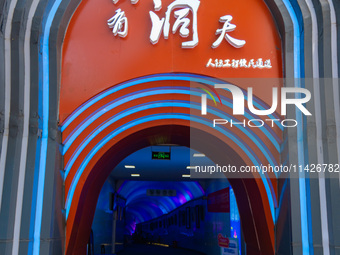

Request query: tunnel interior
[{"left": 90, "top": 146, "right": 243, "bottom": 255}]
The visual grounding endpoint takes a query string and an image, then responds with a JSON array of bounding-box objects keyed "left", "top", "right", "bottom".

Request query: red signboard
[
  {"left": 207, "top": 187, "right": 230, "bottom": 213},
  {"left": 218, "top": 233, "right": 230, "bottom": 248},
  {"left": 60, "top": 0, "right": 283, "bottom": 122}
]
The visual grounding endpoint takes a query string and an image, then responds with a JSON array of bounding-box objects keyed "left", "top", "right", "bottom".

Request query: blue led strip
[
  {"left": 65, "top": 110, "right": 276, "bottom": 216},
  {"left": 33, "top": 0, "right": 62, "bottom": 253},
  {"left": 65, "top": 113, "right": 276, "bottom": 223},
  {"left": 28, "top": 136, "right": 41, "bottom": 255},
  {"left": 29, "top": 33, "right": 45, "bottom": 255},
  {"left": 63, "top": 100, "right": 279, "bottom": 182},
  {"left": 62, "top": 100, "right": 277, "bottom": 213},
  {"left": 60, "top": 74, "right": 198, "bottom": 131},
  {"left": 62, "top": 87, "right": 282, "bottom": 155},
  {"left": 281, "top": 0, "right": 312, "bottom": 254},
  {"left": 63, "top": 88, "right": 189, "bottom": 153},
  {"left": 61, "top": 74, "right": 283, "bottom": 132},
  {"left": 62, "top": 84, "right": 282, "bottom": 214}
]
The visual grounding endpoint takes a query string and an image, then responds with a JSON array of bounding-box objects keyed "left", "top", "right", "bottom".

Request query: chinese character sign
[
  {"left": 107, "top": 9, "right": 128, "bottom": 37},
  {"left": 103, "top": 0, "right": 278, "bottom": 71},
  {"left": 212, "top": 15, "right": 246, "bottom": 48},
  {"left": 106, "top": 0, "right": 247, "bottom": 50},
  {"left": 62, "top": 0, "right": 283, "bottom": 119},
  {"left": 206, "top": 58, "right": 272, "bottom": 69},
  {"left": 149, "top": 0, "right": 200, "bottom": 48},
  {"left": 103, "top": 0, "right": 279, "bottom": 71}
]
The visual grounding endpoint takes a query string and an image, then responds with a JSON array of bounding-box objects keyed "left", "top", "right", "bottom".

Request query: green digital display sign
[{"left": 152, "top": 151, "right": 171, "bottom": 160}]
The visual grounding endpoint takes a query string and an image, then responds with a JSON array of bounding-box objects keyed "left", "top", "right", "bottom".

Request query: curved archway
[
  {"left": 58, "top": 0, "right": 285, "bottom": 253},
  {"left": 66, "top": 124, "right": 275, "bottom": 255},
  {"left": 62, "top": 76, "right": 281, "bottom": 224}
]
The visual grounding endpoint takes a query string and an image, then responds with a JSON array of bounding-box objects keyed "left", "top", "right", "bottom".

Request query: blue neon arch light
[
  {"left": 64, "top": 113, "right": 277, "bottom": 224},
  {"left": 61, "top": 83, "right": 282, "bottom": 208},
  {"left": 60, "top": 77, "right": 282, "bottom": 224},
  {"left": 63, "top": 99, "right": 280, "bottom": 180},
  {"left": 60, "top": 74, "right": 282, "bottom": 132}
]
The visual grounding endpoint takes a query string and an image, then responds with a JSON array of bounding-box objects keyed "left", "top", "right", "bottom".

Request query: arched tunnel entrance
[
  {"left": 65, "top": 124, "right": 276, "bottom": 255},
  {"left": 59, "top": 0, "right": 284, "bottom": 253},
  {"left": 2, "top": 0, "right": 340, "bottom": 253},
  {"left": 92, "top": 147, "right": 235, "bottom": 255}
]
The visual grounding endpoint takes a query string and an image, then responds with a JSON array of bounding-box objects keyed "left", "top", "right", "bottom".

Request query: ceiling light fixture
[
  {"left": 186, "top": 166, "right": 196, "bottom": 169},
  {"left": 193, "top": 153, "right": 205, "bottom": 157}
]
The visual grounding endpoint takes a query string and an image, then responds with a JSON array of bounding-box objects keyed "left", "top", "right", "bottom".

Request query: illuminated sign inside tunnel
[{"left": 152, "top": 151, "right": 171, "bottom": 160}]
